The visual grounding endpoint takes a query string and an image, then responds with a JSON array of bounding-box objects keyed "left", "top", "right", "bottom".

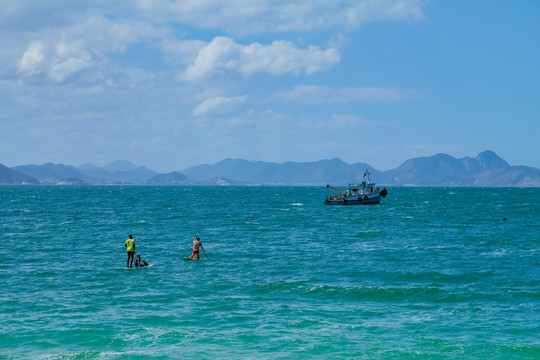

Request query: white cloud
[
  {"left": 17, "top": 40, "right": 97, "bottom": 83},
  {"left": 133, "top": 0, "right": 426, "bottom": 33},
  {"left": 160, "top": 39, "right": 207, "bottom": 66},
  {"left": 181, "top": 36, "right": 340, "bottom": 80},
  {"left": 18, "top": 42, "right": 44, "bottom": 74},
  {"left": 11, "top": 2, "right": 424, "bottom": 84},
  {"left": 2, "top": 1, "right": 427, "bottom": 35},
  {"left": 77, "top": 16, "right": 167, "bottom": 54},
  {"left": 193, "top": 95, "right": 248, "bottom": 117},
  {"left": 274, "top": 85, "right": 417, "bottom": 103},
  {"left": 14, "top": 15, "right": 168, "bottom": 85},
  {"left": 344, "top": 0, "right": 426, "bottom": 29},
  {"left": 50, "top": 57, "right": 93, "bottom": 83},
  {"left": 46, "top": 42, "right": 95, "bottom": 83}
]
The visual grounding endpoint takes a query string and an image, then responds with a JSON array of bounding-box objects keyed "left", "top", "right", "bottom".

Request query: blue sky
[{"left": 1, "top": 0, "right": 539, "bottom": 172}]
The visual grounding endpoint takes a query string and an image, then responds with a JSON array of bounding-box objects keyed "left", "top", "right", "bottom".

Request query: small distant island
[{"left": 1, "top": 151, "right": 539, "bottom": 187}]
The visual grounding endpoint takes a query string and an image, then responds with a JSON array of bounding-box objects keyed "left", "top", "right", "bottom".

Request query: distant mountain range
[
  {"left": 1, "top": 150, "right": 539, "bottom": 187},
  {"left": 0, "top": 164, "right": 40, "bottom": 185}
]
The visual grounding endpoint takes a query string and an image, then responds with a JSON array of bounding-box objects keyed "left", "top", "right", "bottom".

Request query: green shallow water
[{"left": 0, "top": 186, "right": 539, "bottom": 359}]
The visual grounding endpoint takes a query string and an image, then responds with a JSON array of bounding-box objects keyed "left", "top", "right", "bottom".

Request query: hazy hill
[
  {"left": 78, "top": 161, "right": 157, "bottom": 184},
  {"left": 147, "top": 172, "right": 249, "bottom": 186},
  {"left": 147, "top": 172, "right": 189, "bottom": 185},
  {"left": 13, "top": 163, "right": 93, "bottom": 184},
  {"left": 103, "top": 160, "right": 139, "bottom": 172},
  {"left": 182, "top": 158, "right": 381, "bottom": 185},
  {"left": 381, "top": 150, "right": 521, "bottom": 186},
  {"left": 14, "top": 161, "right": 157, "bottom": 184},
  {"left": 0, "top": 164, "right": 40, "bottom": 184},
  {"left": 472, "top": 166, "right": 540, "bottom": 187},
  {"left": 180, "top": 151, "right": 539, "bottom": 187},
  {"left": 6, "top": 150, "right": 540, "bottom": 186}
]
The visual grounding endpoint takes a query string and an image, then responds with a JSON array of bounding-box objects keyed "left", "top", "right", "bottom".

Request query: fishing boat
[{"left": 324, "top": 170, "right": 388, "bottom": 205}]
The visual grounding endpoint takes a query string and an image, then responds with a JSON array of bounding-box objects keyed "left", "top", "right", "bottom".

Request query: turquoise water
[{"left": 1, "top": 186, "right": 539, "bottom": 359}]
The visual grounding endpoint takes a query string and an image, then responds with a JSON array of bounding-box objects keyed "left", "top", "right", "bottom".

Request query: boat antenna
[{"left": 363, "top": 169, "right": 371, "bottom": 182}]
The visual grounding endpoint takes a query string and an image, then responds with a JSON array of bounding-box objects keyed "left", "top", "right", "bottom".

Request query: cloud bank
[
  {"left": 193, "top": 95, "right": 248, "bottom": 117},
  {"left": 181, "top": 37, "right": 340, "bottom": 80},
  {"left": 274, "top": 85, "right": 418, "bottom": 103}
]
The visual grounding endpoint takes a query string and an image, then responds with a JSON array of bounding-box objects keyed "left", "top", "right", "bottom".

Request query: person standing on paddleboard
[
  {"left": 125, "top": 235, "right": 135, "bottom": 268},
  {"left": 189, "top": 236, "right": 205, "bottom": 260}
]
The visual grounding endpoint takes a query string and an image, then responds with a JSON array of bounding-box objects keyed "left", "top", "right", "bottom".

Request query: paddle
[{"left": 201, "top": 246, "right": 209, "bottom": 259}]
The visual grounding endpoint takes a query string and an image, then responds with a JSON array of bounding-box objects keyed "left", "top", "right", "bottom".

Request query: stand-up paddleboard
[
  {"left": 184, "top": 257, "right": 197, "bottom": 261},
  {"left": 124, "top": 264, "right": 154, "bottom": 269}
]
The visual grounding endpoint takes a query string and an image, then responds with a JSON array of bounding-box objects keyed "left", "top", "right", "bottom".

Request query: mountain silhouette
[{"left": 3, "top": 150, "right": 539, "bottom": 186}]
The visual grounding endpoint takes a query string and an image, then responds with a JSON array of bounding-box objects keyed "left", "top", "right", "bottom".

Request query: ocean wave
[{"left": 255, "top": 281, "right": 446, "bottom": 302}]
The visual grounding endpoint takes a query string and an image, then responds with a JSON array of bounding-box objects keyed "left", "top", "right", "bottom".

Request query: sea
[{"left": 1, "top": 186, "right": 539, "bottom": 359}]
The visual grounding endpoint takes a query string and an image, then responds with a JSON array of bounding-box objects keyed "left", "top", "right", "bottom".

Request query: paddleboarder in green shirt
[{"left": 125, "top": 235, "right": 135, "bottom": 268}]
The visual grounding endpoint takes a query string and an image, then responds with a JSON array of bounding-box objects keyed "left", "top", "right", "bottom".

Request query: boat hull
[{"left": 325, "top": 194, "right": 381, "bottom": 205}]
